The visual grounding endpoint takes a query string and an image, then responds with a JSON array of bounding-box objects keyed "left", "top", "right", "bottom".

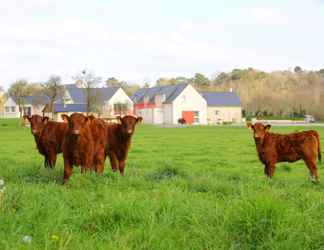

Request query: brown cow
[
  {"left": 61, "top": 113, "right": 94, "bottom": 184},
  {"left": 105, "top": 115, "right": 142, "bottom": 175},
  {"left": 88, "top": 116, "right": 107, "bottom": 173},
  {"left": 247, "top": 122, "right": 321, "bottom": 182},
  {"left": 24, "top": 115, "right": 68, "bottom": 168}
]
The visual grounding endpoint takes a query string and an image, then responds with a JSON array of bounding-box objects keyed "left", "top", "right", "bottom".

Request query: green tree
[
  {"left": 8, "top": 79, "right": 31, "bottom": 118},
  {"left": 42, "top": 75, "right": 65, "bottom": 118},
  {"left": 192, "top": 73, "right": 210, "bottom": 88},
  {"left": 294, "top": 66, "right": 303, "bottom": 73},
  {"left": 106, "top": 77, "right": 126, "bottom": 87},
  {"left": 73, "top": 69, "right": 102, "bottom": 114}
]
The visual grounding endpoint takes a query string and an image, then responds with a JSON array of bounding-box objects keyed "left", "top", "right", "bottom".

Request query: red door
[{"left": 182, "top": 111, "right": 195, "bottom": 124}]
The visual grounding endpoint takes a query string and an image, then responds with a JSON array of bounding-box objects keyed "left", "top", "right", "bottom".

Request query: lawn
[{"left": 1, "top": 119, "right": 324, "bottom": 250}]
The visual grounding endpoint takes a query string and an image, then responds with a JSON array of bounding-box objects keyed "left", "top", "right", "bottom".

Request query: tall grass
[{"left": 0, "top": 119, "right": 324, "bottom": 249}]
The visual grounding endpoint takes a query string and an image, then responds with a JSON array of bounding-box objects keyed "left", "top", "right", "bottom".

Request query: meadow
[{"left": 1, "top": 119, "right": 324, "bottom": 250}]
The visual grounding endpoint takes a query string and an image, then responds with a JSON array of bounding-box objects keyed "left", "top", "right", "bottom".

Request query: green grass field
[{"left": 1, "top": 119, "right": 324, "bottom": 250}]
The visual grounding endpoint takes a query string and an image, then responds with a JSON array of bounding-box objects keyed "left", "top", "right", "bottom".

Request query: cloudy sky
[{"left": 0, "top": 0, "right": 323, "bottom": 88}]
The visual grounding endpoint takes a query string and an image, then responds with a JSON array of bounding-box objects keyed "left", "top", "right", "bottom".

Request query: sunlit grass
[{"left": 0, "top": 119, "right": 324, "bottom": 249}]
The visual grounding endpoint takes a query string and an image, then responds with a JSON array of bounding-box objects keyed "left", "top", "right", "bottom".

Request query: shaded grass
[{"left": 1, "top": 119, "right": 324, "bottom": 249}]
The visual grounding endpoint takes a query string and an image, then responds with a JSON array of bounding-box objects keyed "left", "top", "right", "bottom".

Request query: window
[
  {"left": 214, "top": 110, "right": 220, "bottom": 115},
  {"left": 193, "top": 111, "right": 199, "bottom": 124},
  {"left": 11, "top": 107, "right": 16, "bottom": 112},
  {"left": 5, "top": 107, "right": 10, "bottom": 112},
  {"left": 113, "top": 103, "right": 129, "bottom": 115}
]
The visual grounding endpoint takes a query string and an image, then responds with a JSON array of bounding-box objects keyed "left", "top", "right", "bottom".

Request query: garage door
[{"left": 182, "top": 111, "right": 195, "bottom": 124}]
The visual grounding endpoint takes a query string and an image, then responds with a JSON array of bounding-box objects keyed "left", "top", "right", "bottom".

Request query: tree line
[{"left": 1, "top": 66, "right": 324, "bottom": 119}]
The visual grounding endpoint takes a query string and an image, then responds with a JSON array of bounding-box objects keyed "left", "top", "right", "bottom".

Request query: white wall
[
  {"left": 3, "top": 97, "right": 19, "bottom": 118},
  {"left": 207, "top": 106, "right": 242, "bottom": 124},
  {"left": 136, "top": 108, "right": 153, "bottom": 123},
  {"left": 163, "top": 104, "right": 173, "bottom": 124},
  {"left": 172, "top": 85, "right": 207, "bottom": 125},
  {"left": 153, "top": 108, "right": 164, "bottom": 124},
  {"left": 106, "top": 88, "right": 134, "bottom": 115}
]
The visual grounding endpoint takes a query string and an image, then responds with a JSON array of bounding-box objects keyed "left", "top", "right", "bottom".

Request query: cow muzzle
[
  {"left": 32, "top": 129, "right": 37, "bottom": 134},
  {"left": 127, "top": 129, "right": 133, "bottom": 134}
]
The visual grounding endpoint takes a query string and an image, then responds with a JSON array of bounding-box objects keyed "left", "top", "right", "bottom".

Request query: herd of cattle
[
  {"left": 23, "top": 113, "right": 142, "bottom": 184},
  {"left": 23, "top": 113, "right": 322, "bottom": 184}
]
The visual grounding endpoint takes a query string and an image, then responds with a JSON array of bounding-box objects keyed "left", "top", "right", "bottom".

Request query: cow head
[
  {"left": 62, "top": 113, "right": 89, "bottom": 136},
  {"left": 117, "top": 115, "right": 142, "bottom": 136},
  {"left": 23, "top": 115, "right": 49, "bottom": 136},
  {"left": 247, "top": 122, "right": 271, "bottom": 140}
]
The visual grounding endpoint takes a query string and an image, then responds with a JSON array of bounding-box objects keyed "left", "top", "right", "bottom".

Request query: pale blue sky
[{"left": 0, "top": 0, "right": 323, "bottom": 88}]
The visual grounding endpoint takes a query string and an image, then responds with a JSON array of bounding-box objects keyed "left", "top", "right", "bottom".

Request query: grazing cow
[
  {"left": 61, "top": 113, "right": 94, "bottom": 184},
  {"left": 247, "top": 122, "right": 321, "bottom": 182},
  {"left": 24, "top": 115, "right": 68, "bottom": 168},
  {"left": 105, "top": 115, "right": 142, "bottom": 175}
]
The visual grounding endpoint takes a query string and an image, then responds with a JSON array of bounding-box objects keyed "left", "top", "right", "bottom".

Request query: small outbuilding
[{"left": 201, "top": 91, "right": 242, "bottom": 124}]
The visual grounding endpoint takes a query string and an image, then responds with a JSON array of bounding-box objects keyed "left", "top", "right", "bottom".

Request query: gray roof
[
  {"left": 60, "top": 85, "right": 119, "bottom": 104},
  {"left": 12, "top": 95, "right": 49, "bottom": 105},
  {"left": 132, "top": 83, "right": 188, "bottom": 104},
  {"left": 201, "top": 92, "right": 241, "bottom": 107},
  {"left": 54, "top": 103, "right": 87, "bottom": 113}
]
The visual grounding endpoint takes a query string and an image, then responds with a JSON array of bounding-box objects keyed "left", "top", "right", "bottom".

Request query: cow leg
[
  {"left": 44, "top": 156, "right": 48, "bottom": 168},
  {"left": 304, "top": 159, "right": 319, "bottom": 183},
  {"left": 63, "top": 159, "right": 73, "bottom": 185},
  {"left": 48, "top": 149, "right": 57, "bottom": 168},
  {"left": 119, "top": 160, "right": 125, "bottom": 175},
  {"left": 264, "top": 163, "right": 276, "bottom": 178},
  {"left": 109, "top": 152, "right": 118, "bottom": 172},
  {"left": 94, "top": 148, "right": 105, "bottom": 174},
  {"left": 269, "top": 164, "right": 276, "bottom": 178}
]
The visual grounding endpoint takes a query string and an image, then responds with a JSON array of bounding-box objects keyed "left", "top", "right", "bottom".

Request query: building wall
[
  {"left": 135, "top": 108, "right": 153, "bottom": 123},
  {"left": 153, "top": 108, "right": 164, "bottom": 124},
  {"left": 3, "top": 97, "right": 19, "bottom": 118},
  {"left": 207, "top": 106, "right": 242, "bottom": 124},
  {"left": 172, "top": 85, "right": 207, "bottom": 125},
  {"left": 163, "top": 104, "right": 173, "bottom": 124},
  {"left": 105, "top": 88, "right": 134, "bottom": 116}
]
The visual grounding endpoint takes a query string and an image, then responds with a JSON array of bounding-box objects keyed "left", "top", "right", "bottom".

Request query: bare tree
[
  {"left": 8, "top": 79, "right": 31, "bottom": 118},
  {"left": 42, "top": 75, "right": 65, "bottom": 118},
  {"left": 73, "top": 69, "right": 102, "bottom": 114}
]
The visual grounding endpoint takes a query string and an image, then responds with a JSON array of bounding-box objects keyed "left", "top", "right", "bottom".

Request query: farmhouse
[
  {"left": 201, "top": 91, "right": 242, "bottom": 124},
  {"left": 132, "top": 84, "right": 207, "bottom": 125},
  {"left": 3, "top": 95, "right": 49, "bottom": 118},
  {"left": 51, "top": 84, "right": 133, "bottom": 121}
]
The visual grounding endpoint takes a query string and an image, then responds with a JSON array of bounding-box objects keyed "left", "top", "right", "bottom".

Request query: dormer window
[{"left": 161, "top": 94, "right": 166, "bottom": 102}]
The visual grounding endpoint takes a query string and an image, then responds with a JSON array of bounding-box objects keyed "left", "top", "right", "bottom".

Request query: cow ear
[
  {"left": 136, "top": 117, "right": 143, "bottom": 123},
  {"left": 42, "top": 116, "right": 49, "bottom": 124},
  {"left": 265, "top": 124, "right": 271, "bottom": 131},
  {"left": 84, "top": 116, "right": 91, "bottom": 124},
  {"left": 87, "top": 115, "right": 95, "bottom": 121},
  {"left": 246, "top": 122, "right": 254, "bottom": 130},
  {"left": 61, "top": 114, "right": 69, "bottom": 122},
  {"left": 23, "top": 115, "right": 31, "bottom": 122}
]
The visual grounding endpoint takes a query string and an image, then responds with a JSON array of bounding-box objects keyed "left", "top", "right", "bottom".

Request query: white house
[
  {"left": 3, "top": 96, "right": 48, "bottom": 118},
  {"left": 52, "top": 84, "right": 134, "bottom": 121},
  {"left": 201, "top": 91, "right": 242, "bottom": 124},
  {"left": 132, "top": 84, "right": 207, "bottom": 125}
]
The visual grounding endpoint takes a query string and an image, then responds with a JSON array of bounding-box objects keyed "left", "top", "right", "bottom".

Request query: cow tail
[{"left": 318, "top": 134, "right": 322, "bottom": 163}]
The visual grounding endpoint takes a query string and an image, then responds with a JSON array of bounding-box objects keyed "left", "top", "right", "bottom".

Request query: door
[{"left": 182, "top": 111, "right": 195, "bottom": 124}]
